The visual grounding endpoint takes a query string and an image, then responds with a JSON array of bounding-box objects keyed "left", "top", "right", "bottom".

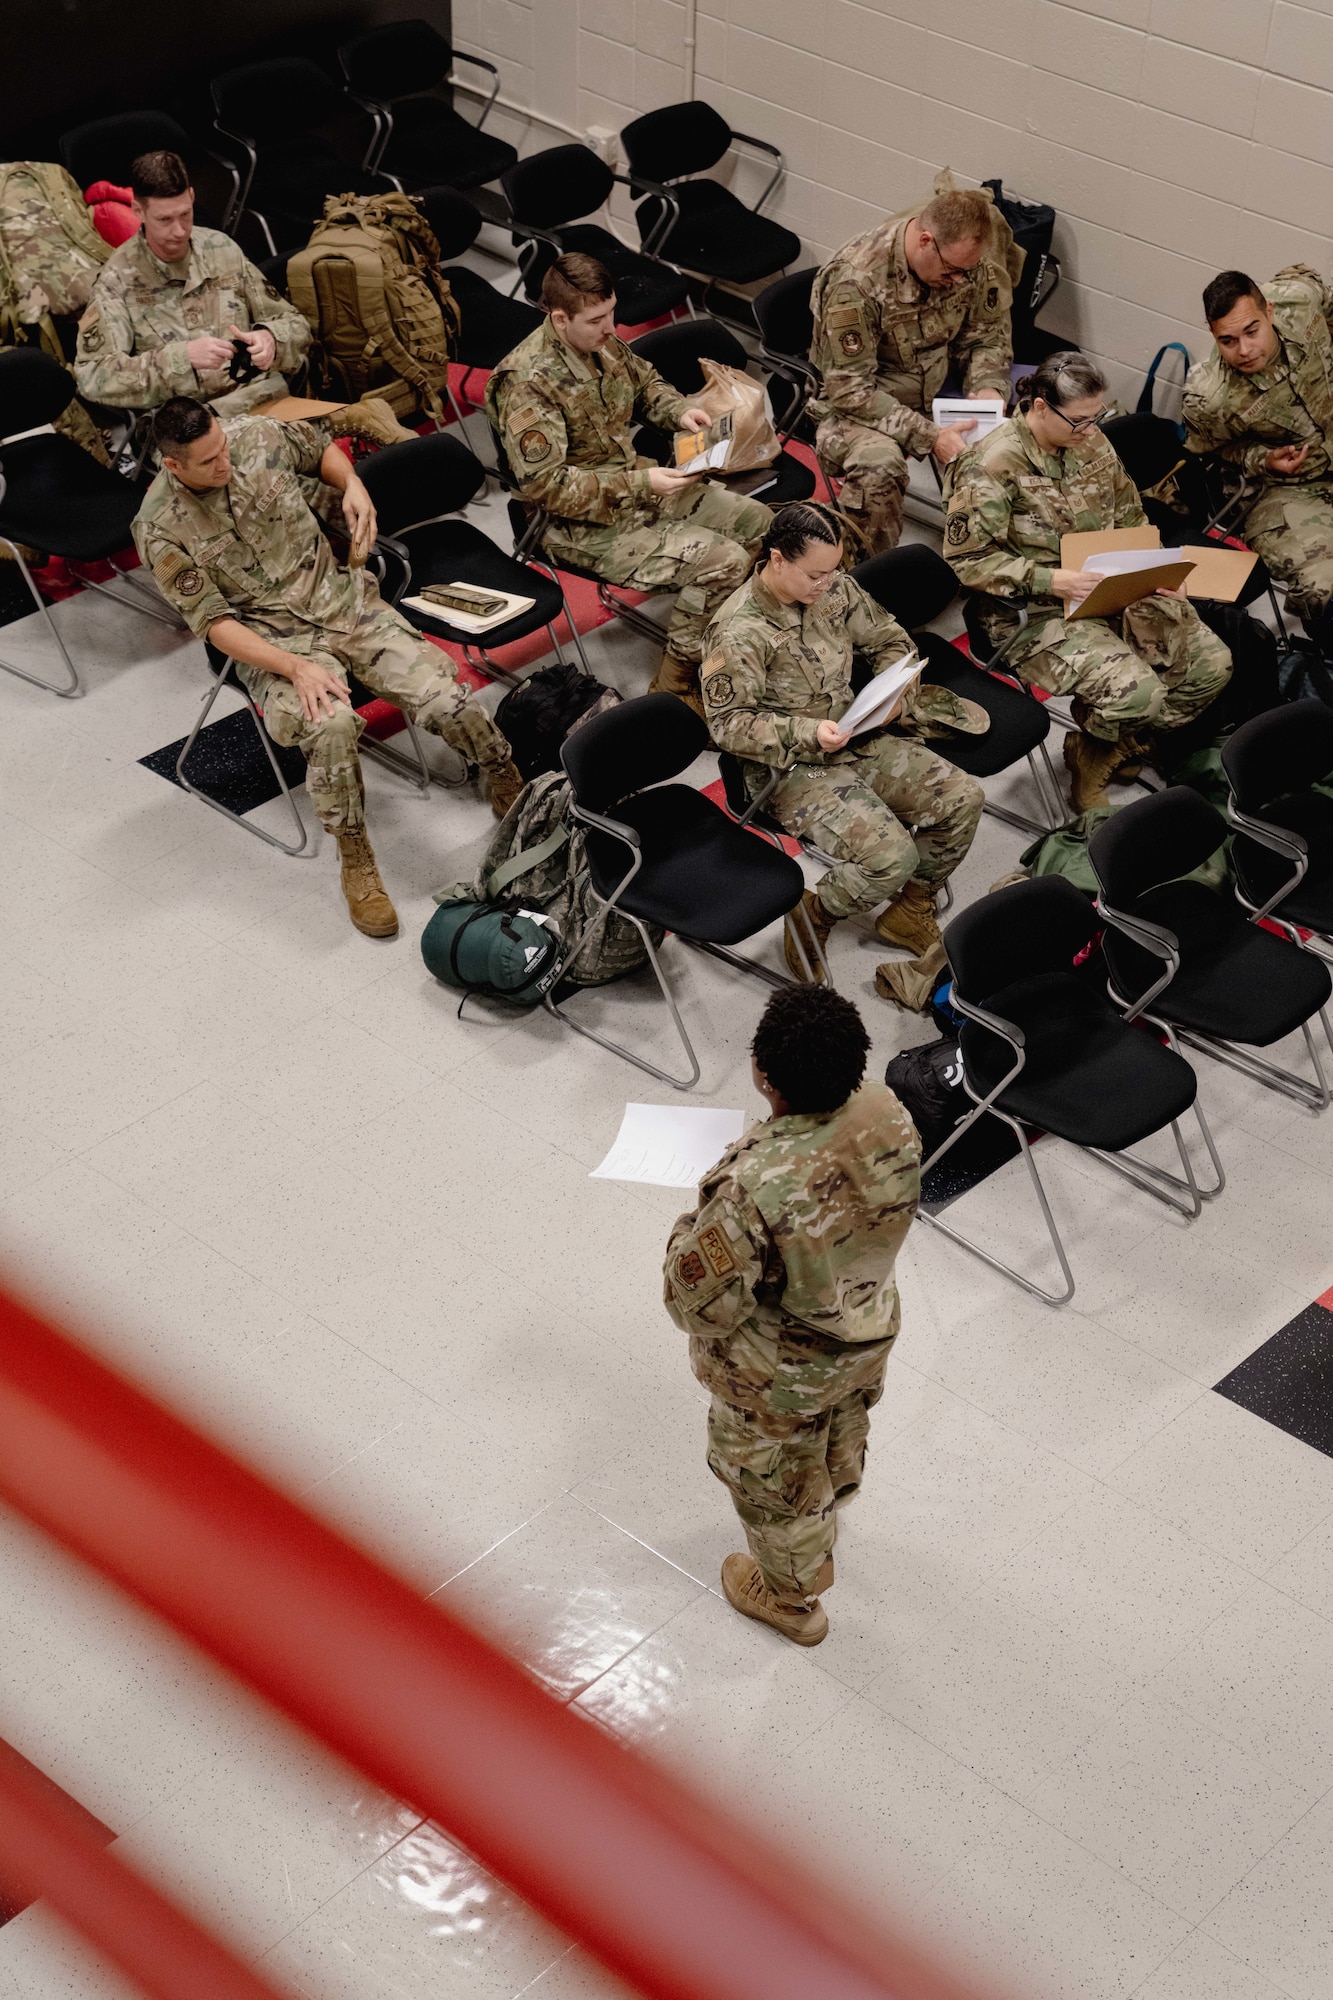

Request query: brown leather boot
[
  {"left": 648, "top": 650, "right": 705, "bottom": 719},
  {"left": 486, "top": 758, "right": 526, "bottom": 819},
  {"left": 874, "top": 878, "right": 941, "bottom": 954},
  {"left": 1063, "top": 728, "right": 1125, "bottom": 814},
  {"left": 784, "top": 887, "right": 836, "bottom": 983},
  {"left": 721, "top": 1555, "right": 828, "bottom": 1645},
  {"left": 335, "top": 398, "right": 418, "bottom": 448},
  {"left": 874, "top": 938, "right": 948, "bottom": 1012},
  {"left": 336, "top": 830, "right": 398, "bottom": 937},
  {"left": 1112, "top": 728, "right": 1153, "bottom": 783}
]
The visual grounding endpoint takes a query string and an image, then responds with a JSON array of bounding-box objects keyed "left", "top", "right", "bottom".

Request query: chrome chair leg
[
  {"left": 917, "top": 1118, "right": 1077, "bottom": 1306},
  {"left": 0, "top": 538, "right": 81, "bottom": 696},
  {"left": 546, "top": 915, "right": 703, "bottom": 1091},
  {"left": 175, "top": 673, "right": 311, "bottom": 857}
]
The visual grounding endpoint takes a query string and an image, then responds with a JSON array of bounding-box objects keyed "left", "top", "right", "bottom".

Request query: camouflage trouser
[
  {"left": 238, "top": 602, "right": 509, "bottom": 835},
  {"left": 705, "top": 1342, "right": 890, "bottom": 1605},
  {"left": 814, "top": 414, "right": 910, "bottom": 555},
  {"left": 1243, "top": 480, "right": 1333, "bottom": 631},
  {"left": 765, "top": 734, "right": 985, "bottom": 921},
  {"left": 542, "top": 480, "right": 771, "bottom": 674},
  {"left": 1013, "top": 596, "right": 1232, "bottom": 744}
]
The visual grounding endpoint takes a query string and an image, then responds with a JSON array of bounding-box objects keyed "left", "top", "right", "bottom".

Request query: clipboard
[
  {"left": 251, "top": 395, "right": 351, "bottom": 420},
  {"left": 1068, "top": 562, "right": 1194, "bottom": 620},
  {"left": 1062, "top": 527, "right": 1258, "bottom": 606}
]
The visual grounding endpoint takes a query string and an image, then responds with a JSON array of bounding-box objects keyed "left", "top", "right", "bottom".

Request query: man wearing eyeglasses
[
  {"left": 809, "top": 185, "right": 1016, "bottom": 554},
  {"left": 944, "top": 352, "right": 1231, "bottom": 812}
]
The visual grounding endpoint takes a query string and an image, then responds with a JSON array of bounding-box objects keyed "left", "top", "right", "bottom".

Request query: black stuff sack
[
  {"left": 494, "top": 662, "right": 621, "bottom": 781},
  {"left": 884, "top": 1040, "right": 971, "bottom": 1158}
]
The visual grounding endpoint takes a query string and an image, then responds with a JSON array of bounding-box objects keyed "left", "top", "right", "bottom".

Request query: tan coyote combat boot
[
  {"left": 875, "top": 938, "right": 948, "bottom": 1012},
  {"left": 648, "top": 649, "right": 705, "bottom": 718},
  {"left": 874, "top": 878, "right": 941, "bottom": 954},
  {"left": 784, "top": 887, "right": 836, "bottom": 983},
  {"left": 721, "top": 1555, "right": 828, "bottom": 1646},
  {"left": 1063, "top": 728, "right": 1125, "bottom": 813},
  {"left": 336, "top": 830, "right": 398, "bottom": 937},
  {"left": 486, "top": 758, "right": 526, "bottom": 819},
  {"left": 336, "top": 398, "right": 418, "bottom": 448}
]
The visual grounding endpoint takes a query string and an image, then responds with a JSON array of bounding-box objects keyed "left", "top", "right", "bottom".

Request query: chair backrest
[
  {"left": 0, "top": 347, "right": 75, "bottom": 437},
  {"left": 213, "top": 59, "right": 347, "bottom": 142},
  {"left": 415, "top": 186, "right": 483, "bottom": 262},
  {"left": 945, "top": 877, "right": 1099, "bottom": 1004},
  {"left": 561, "top": 691, "right": 708, "bottom": 812},
  {"left": 621, "top": 102, "right": 733, "bottom": 183},
  {"left": 1088, "top": 786, "right": 1228, "bottom": 906},
  {"left": 340, "top": 18, "right": 451, "bottom": 99},
  {"left": 357, "top": 431, "right": 486, "bottom": 533},
  {"left": 1222, "top": 697, "right": 1333, "bottom": 811},
  {"left": 1101, "top": 412, "right": 1184, "bottom": 495},
  {"left": 60, "top": 111, "right": 192, "bottom": 193},
  {"left": 852, "top": 548, "right": 959, "bottom": 632},
  {"left": 502, "top": 145, "right": 613, "bottom": 231},
  {"left": 753, "top": 268, "right": 817, "bottom": 363},
  {"left": 629, "top": 317, "right": 747, "bottom": 394}
]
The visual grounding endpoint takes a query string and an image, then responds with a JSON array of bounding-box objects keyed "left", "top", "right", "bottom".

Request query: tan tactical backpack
[
  {"left": 287, "top": 191, "right": 461, "bottom": 425},
  {"left": 0, "top": 160, "right": 111, "bottom": 354}
]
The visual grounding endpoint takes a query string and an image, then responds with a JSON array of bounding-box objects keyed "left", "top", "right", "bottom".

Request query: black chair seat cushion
[
  {"left": 250, "top": 148, "right": 386, "bottom": 245},
  {"left": 582, "top": 784, "right": 804, "bottom": 942},
  {"left": 391, "top": 521, "right": 564, "bottom": 648},
  {"left": 961, "top": 970, "right": 1197, "bottom": 1151},
  {"left": 444, "top": 266, "right": 543, "bottom": 370},
  {"left": 384, "top": 98, "right": 517, "bottom": 192},
  {"left": 913, "top": 634, "right": 1049, "bottom": 778},
  {"left": 1104, "top": 879, "right": 1333, "bottom": 1041},
  {"left": 0, "top": 435, "right": 143, "bottom": 560},
  {"left": 1233, "top": 793, "right": 1333, "bottom": 934},
  {"left": 518, "top": 227, "right": 689, "bottom": 324},
  {"left": 639, "top": 182, "right": 801, "bottom": 283}
]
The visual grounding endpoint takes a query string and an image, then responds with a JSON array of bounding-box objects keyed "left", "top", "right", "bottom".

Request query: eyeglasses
[
  {"left": 1049, "top": 404, "right": 1108, "bottom": 435},
  {"left": 930, "top": 242, "right": 978, "bottom": 282}
]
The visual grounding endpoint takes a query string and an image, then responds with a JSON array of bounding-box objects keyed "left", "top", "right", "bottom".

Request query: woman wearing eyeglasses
[{"left": 942, "top": 350, "right": 1232, "bottom": 811}]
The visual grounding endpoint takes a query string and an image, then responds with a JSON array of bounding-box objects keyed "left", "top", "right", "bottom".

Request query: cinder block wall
[{"left": 452, "top": 0, "right": 1333, "bottom": 406}]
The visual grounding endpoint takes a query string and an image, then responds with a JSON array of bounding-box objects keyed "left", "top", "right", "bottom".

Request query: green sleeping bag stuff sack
[{"left": 422, "top": 820, "right": 569, "bottom": 1006}]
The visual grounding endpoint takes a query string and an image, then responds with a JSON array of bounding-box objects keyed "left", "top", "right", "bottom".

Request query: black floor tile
[
  {"left": 1216, "top": 1300, "right": 1333, "bottom": 1457},
  {"left": 0, "top": 1738, "right": 114, "bottom": 1924},
  {"left": 140, "top": 707, "right": 307, "bottom": 817},
  {"left": 919, "top": 1115, "right": 1022, "bottom": 1212}
]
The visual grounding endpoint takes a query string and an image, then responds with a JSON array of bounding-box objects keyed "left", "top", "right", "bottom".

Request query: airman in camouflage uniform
[
  {"left": 1183, "top": 266, "right": 1333, "bottom": 636},
  {"left": 133, "top": 410, "right": 518, "bottom": 935},
  {"left": 944, "top": 412, "right": 1231, "bottom": 792},
  {"left": 485, "top": 317, "right": 771, "bottom": 704},
  {"left": 664, "top": 1011, "right": 921, "bottom": 1644},
  {"left": 75, "top": 225, "right": 311, "bottom": 417},
  {"left": 702, "top": 564, "right": 985, "bottom": 993},
  {"left": 809, "top": 191, "right": 1015, "bottom": 554}
]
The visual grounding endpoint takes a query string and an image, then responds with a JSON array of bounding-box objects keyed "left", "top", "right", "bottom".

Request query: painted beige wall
[{"left": 451, "top": 0, "right": 1333, "bottom": 404}]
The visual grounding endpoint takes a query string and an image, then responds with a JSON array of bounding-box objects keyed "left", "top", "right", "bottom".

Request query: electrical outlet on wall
[{"left": 585, "top": 125, "right": 621, "bottom": 167}]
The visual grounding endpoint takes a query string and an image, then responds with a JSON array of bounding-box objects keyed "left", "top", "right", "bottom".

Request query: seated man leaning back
[
  {"left": 75, "top": 148, "right": 411, "bottom": 448},
  {"left": 702, "top": 502, "right": 986, "bottom": 1010},
  {"left": 133, "top": 397, "right": 522, "bottom": 938},
  {"left": 809, "top": 186, "right": 1014, "bottom": 556},
  {"left": 486, "top": 251, "right": 771, "bottom": 711}
]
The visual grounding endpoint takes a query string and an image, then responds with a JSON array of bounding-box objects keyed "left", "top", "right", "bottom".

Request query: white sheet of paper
[
  {"left": 1081, "top": 547, "right": 1186, "bottom": 576},
  {"left": 590, "top": 1102, "right": 747, "bottom": 1189},
  {"left": 931, "top": 396, "right": 1005, "bottom": 441},
  {"left": 837, "top": 654, "right": 924, "bottom": 739}
]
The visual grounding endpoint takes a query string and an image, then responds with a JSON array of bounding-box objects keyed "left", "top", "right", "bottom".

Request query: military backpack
[
  {"left": 287, "top": 191, "right": 461, "bottom": 425},
  {"left": 0, "top": 160, "right": 110, "bottom": 355}
]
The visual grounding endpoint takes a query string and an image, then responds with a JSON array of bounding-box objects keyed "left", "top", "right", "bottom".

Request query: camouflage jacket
[
  {"left": 1182, "top": 265, "right": 1333, "bottom": 485},
  {"left": 132, "top": 415, "right": 363, "bottom": 643},
  {"left": 663, "top": 1083, "right": 921, "bottom": 1408},
  {"left": 701, "top": 569, "right": 983, "bottom": 771},
  {"left": 809, "top": 211, "right": 1014, "bottom": 457},
  {"left": 484, "top": 318, "right": 689, "bottom": 527},
  {"left": 75, "top": 226, "right": 311, "bottom": 414},
  {"left": 942, "top": 412, "right": 1146, "bottom": 612}
]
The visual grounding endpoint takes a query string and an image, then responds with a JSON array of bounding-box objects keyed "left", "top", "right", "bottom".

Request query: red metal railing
[{"left": 0, "top": 1280, "right": 1002, "bottom": 2000}]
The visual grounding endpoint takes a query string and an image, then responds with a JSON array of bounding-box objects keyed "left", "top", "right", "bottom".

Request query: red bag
[{"left": 84, "top": 181, "right": 139, "bottom": 249}]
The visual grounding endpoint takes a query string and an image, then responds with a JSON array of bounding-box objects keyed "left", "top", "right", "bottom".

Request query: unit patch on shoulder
[
  {"left": 986, "top": 285, "right": 999, "bottom": 311},
  {"left": 698, "top": 1226, "right": 736, "bottom": 1279},
  {"left": 174, "top": 568, "right": 206, "bottom": 597},
  {"left": 676, "top": 1250, "right": 707, "bottom": 1289},
  {"left": 840, "top": 329, "right": 864, "bottom": 356},
  {"left": 946, "top": 512, "right": 970, "bottom": 545},
  {"left": 518, "top": 427, "right": 550, "bottom": 462},
  {"left": 703, "top": 671, "right": 735, "bottom": 707}
]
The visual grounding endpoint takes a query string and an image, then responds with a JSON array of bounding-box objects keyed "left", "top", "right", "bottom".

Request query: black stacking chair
[
  {"left": 1222, "top": 699, "right": 1333, "bottom": 961},
  {"left": 340, "top": 18, "right": 516, "bottom": 194},
  {"left": 1101, "top": 411, "right": 1280, "bottom": 626},
  {"left": 620, "top": 102, "right": 802, "bottom": 292},
  {"left": 554, "top": 694, "right": 807, "bottom": 1087},
  {"left": 629, "top": 318, "right": 814, "bottom": 506},
  {"left": 753, "top": 267, "right": 819, "bottom": 438},
  {"left": 60, "top": 110, "right": 239, "bottom": 227},
  {"left": 359, "top": 431, "right": 582, "bottom": 687},
  {"left": 212, "top": 58, "right": 393, "bottom": 254},
  {"left": 501, "top": 146, "right": 688, "bottom": 327},
  {"left": 852, "top": 546, "right": 1064, "bottom": 834},
  {"left": 0, "top": 348, "right": 178, "bottom": 698},
  {"left": 920, "top": 876, "right": 1216, "bottom": 1304},
  {"left": 413, "top": 188, "right": 542, "bottom": 432},
  {"left": 1089, "top": 785, "right": 1333, "bottom": 1111}
]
